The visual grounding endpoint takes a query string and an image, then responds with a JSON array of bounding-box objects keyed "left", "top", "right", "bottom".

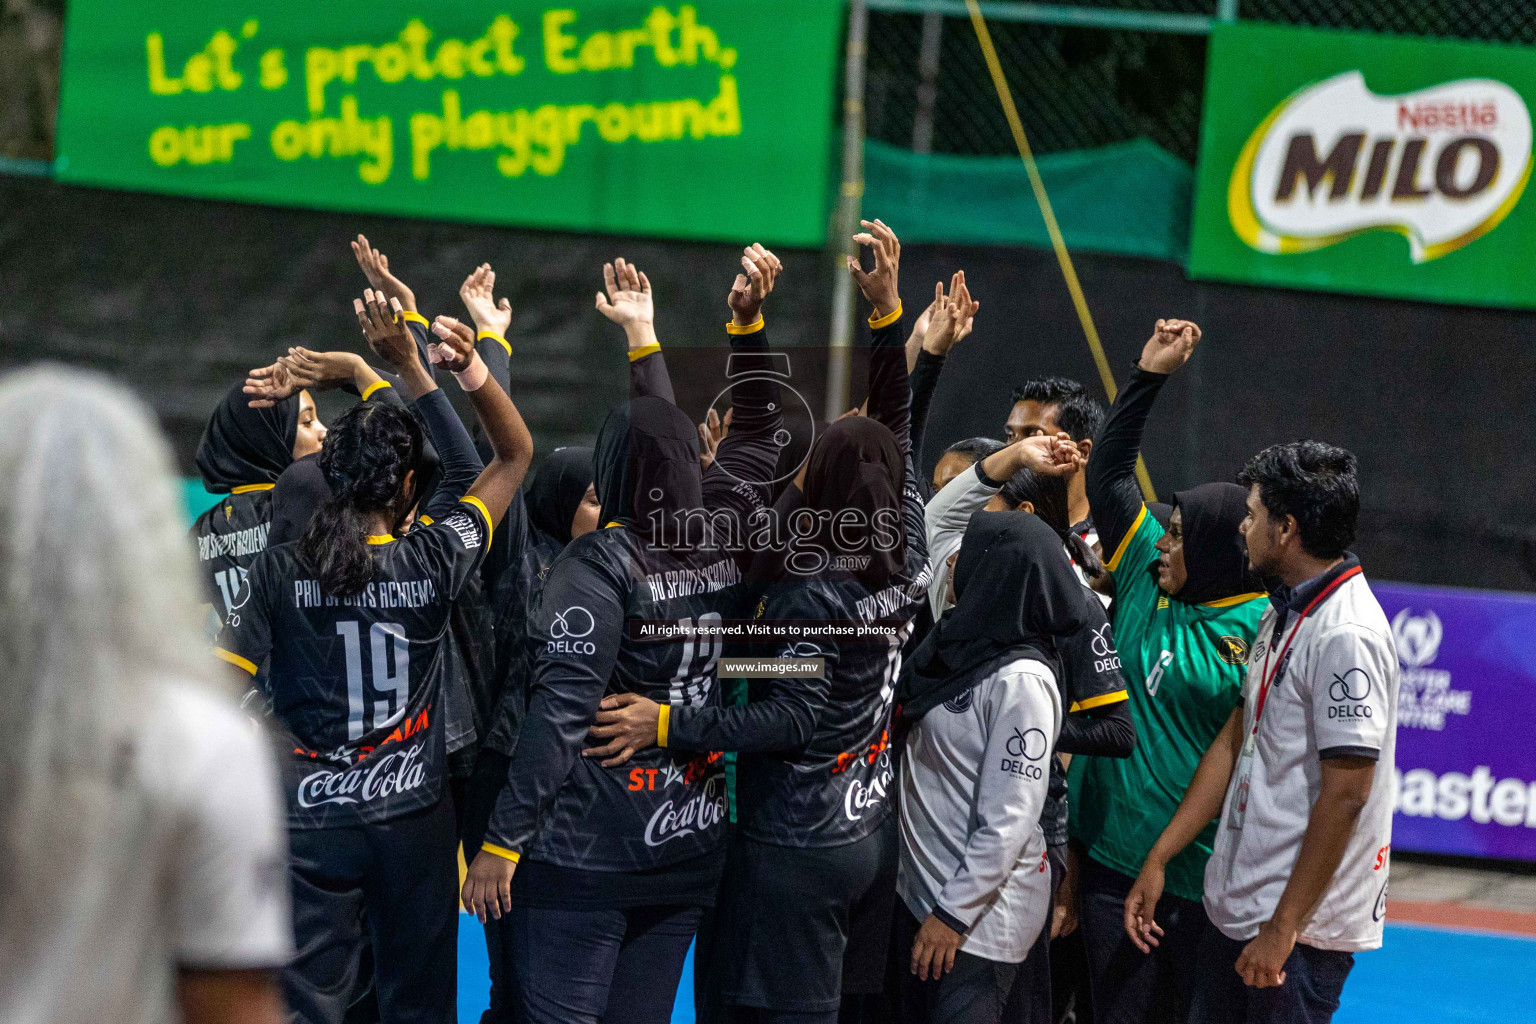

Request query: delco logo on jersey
[
  {"left": 1000, "top": 726, "right": 1048, "bottom": 780},
  {"left": 297, "top": 742, "right": 428, "bottom": 808},
  {"left": 643, "top": 775, "right": 726, "bottom": 847},
  {"left": 1091, "top": 624, "right": 1122, "bottom": 675},
  {"left": 1230, "top": 71, "right": 1533, "bottom": 263},
  {"left": 546, "top": 605, "right": 596, "bottom": 655}
]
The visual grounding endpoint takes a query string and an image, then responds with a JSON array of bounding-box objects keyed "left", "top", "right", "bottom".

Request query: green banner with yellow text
[
  {"left": 55, "top": 2, "right": 841, "bottom": 245},
  {"left": 1191, "top": 23, "right": 1536, "bottom": 309}
]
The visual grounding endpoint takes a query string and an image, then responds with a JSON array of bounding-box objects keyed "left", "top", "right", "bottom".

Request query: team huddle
[{"left": 191, "top": 222, "right": 1401, "bottom": 1024}]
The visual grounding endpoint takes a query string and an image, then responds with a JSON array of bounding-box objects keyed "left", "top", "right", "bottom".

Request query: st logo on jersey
[{"left": 1217, "top": 635, "right": 1250, "bottom": 666}]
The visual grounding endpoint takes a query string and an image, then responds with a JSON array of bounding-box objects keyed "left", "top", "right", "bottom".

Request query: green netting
[{"left": 862, "top": 136, "right": 1192, "bottom": 259}]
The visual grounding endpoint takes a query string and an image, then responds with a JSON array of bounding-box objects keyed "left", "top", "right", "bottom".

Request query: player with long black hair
[{"left": 215, "top": 292, "right": 533, "bottom": 1024}]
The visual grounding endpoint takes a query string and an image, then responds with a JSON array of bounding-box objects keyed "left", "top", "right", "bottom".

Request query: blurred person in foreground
[{"left": 0, "top": 366, "right": 291, "bottom": 1024}]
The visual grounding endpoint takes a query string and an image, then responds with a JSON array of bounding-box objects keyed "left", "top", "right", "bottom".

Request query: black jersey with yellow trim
[
  {"left": 664, "top": 306, "right": 932, "bottom": 849},
  {"left": 192, "top": 485, "right": 275, "bottom": 619},
  {"left": 216, "top": 497, "right": 491, "bottom": 829},
  {"left": 482, "top": 323, "right": 782, "bottom": 876}
]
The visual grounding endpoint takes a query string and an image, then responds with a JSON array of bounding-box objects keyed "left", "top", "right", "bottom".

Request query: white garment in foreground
[
  {"left": 898, "top": 657, "right": 1062, "bottom": 963},
  {"left": 1203, "top": 571, "right": 1399, "bottom": 952},
  {"left": 1, "top": 680, "right": 292, "bottom": 1024}
]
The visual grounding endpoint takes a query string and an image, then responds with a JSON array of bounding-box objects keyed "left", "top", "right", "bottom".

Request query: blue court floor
[{"left": 455, "top": 917, "right": 1534, "bottom": 1024}]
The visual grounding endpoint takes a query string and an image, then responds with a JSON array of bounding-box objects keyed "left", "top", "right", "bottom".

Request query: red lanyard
[{"left": 1251, "top": 565, "right": 1362, "bottom": 732}]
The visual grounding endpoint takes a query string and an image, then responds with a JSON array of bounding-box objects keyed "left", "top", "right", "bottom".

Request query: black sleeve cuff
[
  {"left": 975, "top": 459, "right": 1008, "bottom": 490},
  {"left": 932, "top": 905, "right": 970, "bottom": 936},
  {"left": 1319, "top": 745, "right": 1380, "bottom": 762}
]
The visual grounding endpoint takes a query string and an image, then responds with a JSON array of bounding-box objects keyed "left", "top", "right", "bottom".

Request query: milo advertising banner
[
  {"left": 1375, "top": 581, "right": 1536, "bottom": 862},
  {"left": 1191, "top": 23, "right": 1536, "bottom": 308}
]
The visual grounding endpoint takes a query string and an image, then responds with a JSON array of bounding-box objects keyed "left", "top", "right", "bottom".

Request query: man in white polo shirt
[{"left": 1121, "top": 441, "right": 1397, "bottom": 1024}]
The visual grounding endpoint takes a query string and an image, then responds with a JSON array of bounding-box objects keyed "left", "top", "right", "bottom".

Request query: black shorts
[{"left": 717, "top": 812, "right": 898, "bottom": 1013}]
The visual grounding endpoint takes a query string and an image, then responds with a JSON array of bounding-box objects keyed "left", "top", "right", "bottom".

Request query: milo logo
[{"left": 1231, "top": 71, "right": 1532, "bottom": 262}]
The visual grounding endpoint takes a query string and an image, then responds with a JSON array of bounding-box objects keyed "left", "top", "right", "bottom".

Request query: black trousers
[
  {"left": 892, "top": 905, "right": 1021, "bottom": 1024},
  {"left": 461, "top": 749, "right": 516, "bottom": 1024},
  {"left": 506, "top": 901, "right": 702, "bottom": 1024},
  {"left": 717, "top": 816, "right": 899, "bottom": 1017},
  {"left": 1187, "top": 925, "right": 1355, "bottom": 1024},
  {"left": 284, "top": 798, "right": 459, "bottom": 1024},
  {"left": 1078, "top": 858, "right": 1207, "bottom": 1024}
]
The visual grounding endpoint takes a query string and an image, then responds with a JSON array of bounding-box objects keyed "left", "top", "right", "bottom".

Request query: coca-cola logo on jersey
[
  {"left": 643, "top": 775, "right": 726, "bottom": 847},
  {"left": 844, "top": 749, "right": 893, "bottom": 822},
  {"left": 297, "top": 742, "right": 428, "bottom": 808}
]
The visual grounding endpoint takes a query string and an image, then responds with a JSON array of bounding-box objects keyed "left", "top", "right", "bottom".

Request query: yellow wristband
[
  {"left": 477, "top": 330, "right": 511, "bottom": 356},
  {"left": 628, "top": 341, "right": 661, "bottom": 362},
  {"left": 480, "top": 842, "right": 520, "bottom": 864},
  {"left": 726, "top": 317, "right": 765, "bottom": 335},
  {"left": 360, "top": 379, "right": 391, "bottom": 401},
  {"left": 657, "top": 703, "right": 671, "bottom": 748},
  {"left": 400, "top": 310, "right": 429, "bottom": 328},
  {"left": 868, "top": 304, "right": 903, "bottom": 330}
]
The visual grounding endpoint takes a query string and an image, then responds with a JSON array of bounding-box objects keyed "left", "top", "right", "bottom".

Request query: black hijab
[
  {"left": 799, "top": 416, "right": 905, "bottom": 587},
  {"left": 194, "top": 381, "right": 299, "bottom": 492},
  {"left": 269, "top": 453, "right": 330, "bottom": 546},
  {"left": 900, "top": 511, "right": 1090, "bottom": 720},
  {"left": 1169, "top": 482, "right": 1262, "bottom": 605},
  {"left": 593, "top": 396, "right": 703, "bottom": 542},
  {"left": 527, "top": 446, "right": 594, "bottom": 545}
]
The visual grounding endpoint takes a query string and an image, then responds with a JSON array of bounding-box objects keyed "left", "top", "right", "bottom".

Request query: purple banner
[{"left": 1377, "top": 580, "right": 1536, "bottom": 861}]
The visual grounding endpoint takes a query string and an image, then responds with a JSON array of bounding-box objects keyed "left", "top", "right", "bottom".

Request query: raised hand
[
  {"left": 351, "top": 234, "right": 418, "bottom": 314},
  {"left": 354, "top": 289, "right": 417, "bottom": 373},
  {"left": 244, "top": 359, "right": 299, "bottom": 408},
  {"left": 727, "top": 243, "right": 783, "bottom": 327},
  {"left": 1138, "top": 318, "right": 1202, "bottom": 375},
  {"left": 460, "top": 263, "right": 513, "bottom": 337},
  {"left": 847, "top": 219, "right": 901, "bottom": 319},
  {"left": 1019, "top": 431, "right": 1085, "bottom": 476},
  {"left": 595, "top": 257, "right": 655, "bottom": 330},
  {"left": 280, "top": 348, "right": 368, "bottom": 390},
  {"left": 428, "top": 316, "right": 477, "bottom": 374},
  {"left": 698, "top": 406, "right": 733, "bottom": 470},
  {"left": 924, "top": 270, "right": 979, "bottom": 356}
]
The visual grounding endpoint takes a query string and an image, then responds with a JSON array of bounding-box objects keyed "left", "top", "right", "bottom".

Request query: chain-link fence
[{"left": 866, "top": 0, "right": 1536, "bottom": 168}]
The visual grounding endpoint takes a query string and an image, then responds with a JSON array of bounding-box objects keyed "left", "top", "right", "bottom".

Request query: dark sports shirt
[
  {"left": 193, "top": 486, "right": 275, "bottom": 619},
  {"left": 482, "top": 327, "right": 781, "bottom": 875},
  {"left": 667, "top": 308, "right": 932, "bottom": 849},
  {"left": 216, "top": 498, "right": 491, "bottom": 829}
]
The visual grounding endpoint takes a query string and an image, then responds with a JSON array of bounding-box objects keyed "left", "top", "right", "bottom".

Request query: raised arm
[
  {"left": 848, "top": 219, "right": 910, "bottom": 452},
  {"left": 908, "top": 272, "right": 979, "bottom": 469},
  {"left": 352, "top": 234, "right": 418, "bottom": 314},
  {"left": 459, "top": 262, "right": 514, "bottom": 397},
  {"left": 355, "top": 292, "right": 533, "bottom": 529},
  {"left": 1085, "top": 319, "right": 1201, "bottom": 562},
  {"left": 595, "top": 257, "right": 676, "bottom": 404},
  {"left": 702, "top": 245, "right": 785, "bottom": 532}
]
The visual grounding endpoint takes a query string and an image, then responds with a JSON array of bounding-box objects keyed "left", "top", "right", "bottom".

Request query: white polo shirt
[{"left": 1204, "top": 559, "right": 1399, "bottom": 952}]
